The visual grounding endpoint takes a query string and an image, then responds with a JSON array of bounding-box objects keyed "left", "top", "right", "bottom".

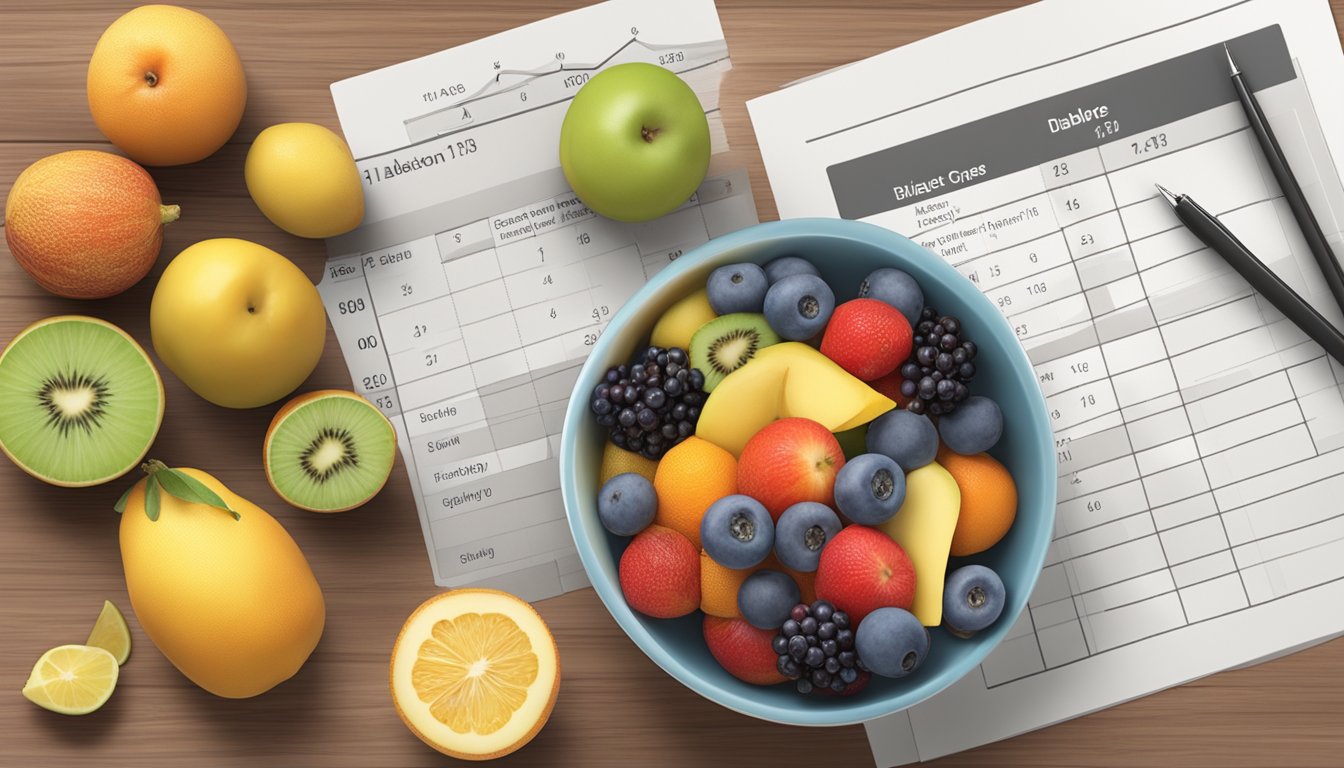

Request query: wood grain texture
[{"left": 1, "top": 2, "right": 1343, "bottom": 766}]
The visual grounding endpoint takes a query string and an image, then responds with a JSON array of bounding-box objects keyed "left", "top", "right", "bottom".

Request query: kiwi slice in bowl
[
  {"left": 0, "top": 315, "right": 164, "bottom": 487},
  {"left": 264, "top": 389, "right": 396, "bottom": 512},
  {"left": 689, "top": 313, "right": 781, "bottom": 391}
]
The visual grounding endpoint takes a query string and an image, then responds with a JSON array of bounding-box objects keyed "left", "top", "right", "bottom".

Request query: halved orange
[{"left": 390, "top": 589, "right": 560, "bottom": 761}]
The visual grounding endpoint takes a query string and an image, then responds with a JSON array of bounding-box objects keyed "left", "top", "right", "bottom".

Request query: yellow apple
[{"left": 150, "top": 238, "right": 325, "bottom": 408}]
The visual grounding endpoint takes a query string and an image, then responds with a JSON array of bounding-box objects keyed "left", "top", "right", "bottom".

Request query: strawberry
[{"left": 820, "top": 298, "right": 913, "bottom": 381}]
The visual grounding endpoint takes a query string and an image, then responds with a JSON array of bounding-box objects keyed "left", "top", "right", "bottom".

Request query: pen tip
[
  {"left": 1223, "top": 43, "right": 1240, "bottom": 76},
  {"left": 1154, "top": 183, "right": 1178, "bottom": 206}
]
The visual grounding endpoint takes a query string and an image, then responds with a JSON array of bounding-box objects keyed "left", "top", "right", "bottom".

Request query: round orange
[
  {"left": 652, "top": 436, "right": 737, "bottom": 549},
  {"left": 87, "top": 5, "right": 247, "bottom": 166},
  {"left": 939, "top": 447, "right": 1018, "bottom": 556}
]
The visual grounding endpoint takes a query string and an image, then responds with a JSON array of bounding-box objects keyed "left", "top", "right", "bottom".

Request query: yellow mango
[
  {"left": 651, "top": 288, "right": 717, "bottom": 351},
  {"left": 696, "top": 342, "right": 894, "bottom": 456},
  {"left": 119, "top": 463, "right": 325, "bottom": 697},
  {"left": 880, "top": 462, "right": 961, "bottom": 626}
]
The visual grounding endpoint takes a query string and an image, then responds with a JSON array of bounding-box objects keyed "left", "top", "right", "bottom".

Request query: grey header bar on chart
[{"left": 826, "top": 25, "right": 1294, "bottom": 219}]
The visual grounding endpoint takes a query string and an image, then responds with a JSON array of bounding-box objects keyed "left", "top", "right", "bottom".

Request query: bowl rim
[{"left": 560, "top": 217, "right": 1056, "bottom": 726}]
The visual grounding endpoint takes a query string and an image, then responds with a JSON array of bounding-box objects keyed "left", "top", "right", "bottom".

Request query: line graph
[{"left": 402, "top": 36, "right": 729, "bottom": 142}]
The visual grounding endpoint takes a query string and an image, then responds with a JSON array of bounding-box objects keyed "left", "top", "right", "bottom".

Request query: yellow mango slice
[
  {"left": 880, "top": 462, "right": 961, "bottom": 626},
  {"left": 696, "top": 342, "right": 894, "bottom": 456}
]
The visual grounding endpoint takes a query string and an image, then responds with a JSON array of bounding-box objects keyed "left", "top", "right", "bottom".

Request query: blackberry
[
  {"left": 900, "top": 306, "right": 978, "bottom": 416},
  {"left": 772, "top": 600, "right": 866, "bottom": 695},
  {"left": 590, "top": 346, "right": 706, "bottom": 459}
]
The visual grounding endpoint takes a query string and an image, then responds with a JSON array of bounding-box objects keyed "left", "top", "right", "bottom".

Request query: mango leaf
[
  {"left": 155, "top": 468, "right": 239, "bottom": 520},
  {"left": 113, "top": 484, "right": 133, "bottom": 515},
  {"left": 145, "top": 476, "right": 161, "bottom": 522}
]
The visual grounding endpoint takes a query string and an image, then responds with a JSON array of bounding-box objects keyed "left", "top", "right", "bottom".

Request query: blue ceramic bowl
[{"left": 560, "top": 218, "right": 1054, "bottom": 726}]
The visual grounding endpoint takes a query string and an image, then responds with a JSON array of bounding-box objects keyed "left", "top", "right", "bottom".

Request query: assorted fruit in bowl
[{"left": 587, "top": 253, "right": 1019, "bottom": 698}]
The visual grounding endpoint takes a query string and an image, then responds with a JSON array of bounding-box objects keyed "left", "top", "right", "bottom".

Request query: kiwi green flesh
[
  {"left": 689, "top": 313, "right": 781, "bottom": 392},
  {"left": 0, "top": 319, "right": 161, "bottom": 485},
  {"left": 267, "top": 395, "right": 395, "bottom": 511}
]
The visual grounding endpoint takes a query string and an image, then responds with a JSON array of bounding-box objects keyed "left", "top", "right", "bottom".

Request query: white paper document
[
  {"left": 321, "top": 0, "right": 757, "bottom": 601},
  {"left": 749, "top": 0, "right": 1344, "bottom": 762}
]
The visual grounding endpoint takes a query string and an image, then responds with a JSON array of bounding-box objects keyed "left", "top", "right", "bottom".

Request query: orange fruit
[
  {"left": 939, "top": 447, "right": 1018, "bottom": 556},
  {"left": 599, "top": 441, "right": 659, "bottom": 486},
  {"left": 653, "top": 436, "right": 737, "bottom": 548},
  {"left": 699, "top": 550, "right": 751, "bottom": 618},
  {"left": 87, "top": 5, "right": 246, "bottom": 166},
  {"left": 390, "top": 589, "right": 559, "bottom": 760},
  {"left": 4, "top": 151, "right": 178, "bottom": 298}
]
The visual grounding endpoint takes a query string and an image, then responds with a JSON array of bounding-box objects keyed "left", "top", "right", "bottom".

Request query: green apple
[{"left": 559, "top": 62, "right": 710, "bottom": 222}]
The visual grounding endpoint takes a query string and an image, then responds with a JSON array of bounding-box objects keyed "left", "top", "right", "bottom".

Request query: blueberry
[
  {"left": 858, "top": 267, "right": 924, "bottom": 323},
  {"left": 939, "top": 395, "right": 1004, "bottom": 455},
  {"left": 738, "top": 570, "right": 801, "bottom": 629},
  {"left": 943, "top": 564, "right": 1006, "bottom": 636},
  {"left": 773, "top": 501, "right": 842, "bottom": 572},
  {"left": 700, "top": 495, "right": 774, "bottom": 569},
  {"left": 764, "top": 274, "right": 835, "bottom": 341},
  {"left": 707, "top": 262, "right": 769, "bottom": 314},
  {"left": 799, "top": 616, "right": 818, "bottom": 636},
  {"left": 833, "top": 453, "right": 907, "bottom": 525},
  {"left": 840, "top": 667, "right": 858, "bottom": 684},
  {"left": 867, "top": 410, "right": 939, "bottom": 471},
  {"left": 855, "top": 607, "right": 930, "bottom": 678},
  {"left": 796, "top": 678, "right": 813, "bottom": 694},
  {"left": 818, "top": 623, "right": 836, "bottom": 641},
  {"left": 825, "top": 657, "right": 840, "bottom": 674},
  {"left": 790, "top": 604, "right": 809, "bottom": 622},
  {"left": 596, "top": 473, "right": 656, "bottom": 536},
  {"left": 763, "top": 255, "right": 820, "bottom": 284},
  {"left": 772, "top": 635, "right": 788, "bottom": 655}
]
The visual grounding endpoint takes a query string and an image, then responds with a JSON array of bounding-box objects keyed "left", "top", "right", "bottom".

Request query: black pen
[
  {"left": 1224, "top": 43, "right": 1344, "bottom": 315},
  {"left": 1155, "top": 183, "right": 1344, "bottom": 366}
]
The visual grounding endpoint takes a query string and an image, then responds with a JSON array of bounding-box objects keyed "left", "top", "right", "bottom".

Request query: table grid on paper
[
  {"left": 873, "top": 94, "right": 1344, "bottom": 689},
  {"left": 319, "top": 176, "right": 744, "bottom": 590}
]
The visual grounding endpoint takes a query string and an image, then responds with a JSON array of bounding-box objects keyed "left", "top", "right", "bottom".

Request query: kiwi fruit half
[
  {"left": 689, "top": 313, "right": 781, "bottom": 391},
  {"left": 0, "top": 315, "right": 164, "bottom": 487},
  {"left": 264, "top": 389, "right": 396, "bottom": 512}
]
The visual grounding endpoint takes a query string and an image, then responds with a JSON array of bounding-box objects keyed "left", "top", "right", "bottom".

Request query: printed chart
[
  {"left": 749, "top": 0, "right": 1344, "bottom": 762},
  {"left": 323, "top": 0, "right": 757, "bottom": 600}
]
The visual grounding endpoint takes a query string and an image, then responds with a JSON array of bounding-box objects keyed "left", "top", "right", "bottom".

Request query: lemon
[
  {"left": 86, "top": 600, "right": 131, "bottom": 665},
  {"left": 244, "top": 122, "right": 364, "bottom": 238},
  {"left": 22, "top": 645, "right": 119, "bottom": 715},
  {"left": 598, "top": 441, "right": 659, "bottom": 486},
  {"left": 391, "top": 589, "right": 560, "bottom": 760}
]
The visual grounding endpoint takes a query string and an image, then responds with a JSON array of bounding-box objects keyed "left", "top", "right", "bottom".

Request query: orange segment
[
  {"left": 653, "top": 436, "right": 737, "bottom": 548},
  {"left": 700, "top": 550, "right": 751, "bottom": 618},
  {"left": 938, "top": 446, "right": 1018, "bottom": 556}
]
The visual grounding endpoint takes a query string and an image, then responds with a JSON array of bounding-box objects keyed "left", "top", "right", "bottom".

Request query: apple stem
[
  {"left": 641, "top": 126, "right": 660, "bottom": 143},
  {"left": 145, "top": 71, "right": 158, "bottom": 87},
  {"left": 160, "top": 204, "right": 181, "bottom": 225}
]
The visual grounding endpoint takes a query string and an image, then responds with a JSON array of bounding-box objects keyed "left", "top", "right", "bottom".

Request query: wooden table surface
[{"left": 3, "top": 1, "right": 1344, "bottom": 766}]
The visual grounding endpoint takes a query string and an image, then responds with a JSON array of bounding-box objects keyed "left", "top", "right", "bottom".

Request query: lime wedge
[
  {"left": 85, "top": 600, "right": 131, "bottom": 665},
  {"left": 22, "top": 645, "right": 119, "bottom": 715}
]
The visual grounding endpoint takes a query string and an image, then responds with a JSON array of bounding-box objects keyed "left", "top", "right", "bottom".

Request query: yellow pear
[
  {"left": 880, "top": 462, "right": 961, "bottom": 626},
  {"left": 118, "top": 461, "right": 325, "bottom": 697},
  {"left": 696, "top": 342, "right": 895, "bottom": 456}
]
